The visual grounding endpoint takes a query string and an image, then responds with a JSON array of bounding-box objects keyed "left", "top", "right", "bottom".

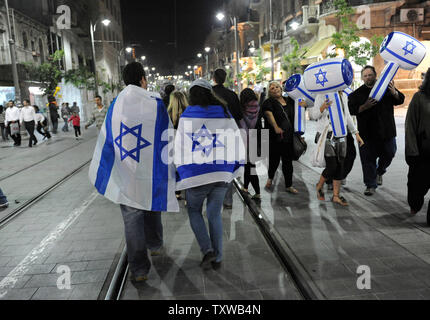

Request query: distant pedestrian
[
  {"left": 212, "top": 68, "right": 243, "bottom": 209},
  {"left": 163, "top": 84, "right": 175, "bottom": 109},
  {"left": 0, "top": 105, "right": 8, "bottom": 142},
  {"left": 167, "top": 90, "right": 189, "bottom": 200},
  {"left": 70, "top": 102, "right": 80, "bottom": 114},
  {"left": 0, "top": 187, "right": 8, "bottom": 209},
  {"left": 349, "top": 65, "right": 405, "bottom": 196},
  {"left": 5, "top": 100, "right": 21, "bottom": 146},
  {"left": 239, "top": 88, "right": 262, "bottom": 200},
  {"left": 61, "top": 102, "right": 71, "bottom": 132},
  {"left": 48, "top": 98, "right": 59, "bottom": 134},
  {"left": 85, "top": 95, "right": 107, "bottom": 131},
  {"left": 20, "top": 99, "right": 38, "bottom": 147},
  {"left": 262, "top": 81, "right": 298, "bottom": 194},
  {"left": 259, "top": 87, "right": 267, "bottom": 105},
  {"left": 68, "top": 112, "right": 81, "bottom": 139},
  {"left": 175, "top": 79, "right": 244, "bottom": 270},
  {"left": 405, "top": 68, "right": 430, "bottom": 225},
  {"left": 33, "top": 105, "right": 51, "bottom": 140}
]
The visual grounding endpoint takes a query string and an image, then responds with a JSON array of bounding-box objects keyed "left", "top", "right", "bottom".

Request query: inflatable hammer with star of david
[
  {"left": 370, "top": 31, "right": 426, "bottom": 101},
  {"left": 301, "top": 57, "right": 354, "bottom": 138}
]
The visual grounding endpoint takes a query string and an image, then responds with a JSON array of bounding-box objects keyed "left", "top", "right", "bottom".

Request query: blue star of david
[
  {"left": 114, "top": 122, "right": 151, "bottom": 162},
  {"left": 403, "top": 41, "right": 416, "bottom": 56},
  {"left": 315, "top": 68, "right": 328, "bottom": 87},
  {"left": 186, "top": 124, "right": 224, "bottom": 157}
]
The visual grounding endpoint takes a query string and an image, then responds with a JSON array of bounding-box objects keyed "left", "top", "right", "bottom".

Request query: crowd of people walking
[{"left": 89, "top": 61, "right": 429, "bottom": 285}]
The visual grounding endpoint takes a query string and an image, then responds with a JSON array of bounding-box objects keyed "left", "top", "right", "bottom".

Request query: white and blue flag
[
  {"left": 174, "top": 105, "right": 245, "bottom": 191},
  {"left": 89, "top": 85, "right": 179, "bottom": 212}
]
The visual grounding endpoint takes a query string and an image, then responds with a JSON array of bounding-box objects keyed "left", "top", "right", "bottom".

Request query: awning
[{"left": 300, "top": 37, "right": 332, "bottom": 66}]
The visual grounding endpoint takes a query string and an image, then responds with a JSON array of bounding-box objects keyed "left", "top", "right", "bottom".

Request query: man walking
[
  {"left": 5, "top": 100, "right": 21, "bottom": 146},
  {"left": 212, "top": 68, "right": 243, "bottom": 209},
  {"left": 85, "top": 95, "right": 107, "bottom": 131},
  {"left": 70, "top": 102, "right": 80, "bottom": 114},
  {"left": 88, "top": 62, "right": 179, "bottom": 282},
  {"left": 61, "top": 103, "right": 71, "bottom": 132},
  {"left": 20, "top": 99, "right": 38, "bottom": 147},
  {"left": 49, "top": 98, "right": 59, "bottom": 134},
  {"left": 349, "top": 65, "right": 405, "bottom": 196}
]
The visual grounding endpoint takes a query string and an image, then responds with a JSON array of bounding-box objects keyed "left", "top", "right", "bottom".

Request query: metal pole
[
  {"left": 205, "top": 54, "right": 209, "bottom": 80},
  {"left": 234, "top": 16, "right": 241, "bottom": 93},
  {"left": 90, "top": 20, "right": 99, "bottom": 95},
  {"left": 4, "top": 0, "right": 21, "bottom": 103},
  {"left": 269, "top": 0, "right": 274, "bottom": 81}
]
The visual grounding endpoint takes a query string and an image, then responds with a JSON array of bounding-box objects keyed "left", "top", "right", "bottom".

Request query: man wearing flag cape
[{"left": 89, "top": 62, "right": 179, "bottom": 282}]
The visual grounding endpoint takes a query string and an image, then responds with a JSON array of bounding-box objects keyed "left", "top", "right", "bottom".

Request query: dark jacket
[
  {"left": 212, "top": 84, "right": 242, "bottom": 126},
  {"left": 261, "top": 96, "right": 295, "bottom": 142},
  {"left": 405, "top": 91, "right": 430, "bottom": 160},
  {"left": 348, "top": 84, "right": 405, "bottom": 142},
  {"left": 49, "top": 103, "right": 59, "bottom": 120}
]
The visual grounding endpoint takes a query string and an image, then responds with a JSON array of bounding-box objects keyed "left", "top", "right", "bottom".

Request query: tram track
[
  {"left": 103, "top": 179, "right": 325, "bottom": 300},
  {"left": 0, "top": 159, "right": 92, "bottom": 229},
  {"left": 0, "top": 137, "right": 96, "bottom": 182}
]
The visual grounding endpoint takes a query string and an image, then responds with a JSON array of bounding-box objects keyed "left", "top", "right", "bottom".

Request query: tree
[
  {"left": 253, "top": 49, "right": 271, "bottom": 82},
  {"left": 281, "top": 37, "right": 308, "bottom": 79},
  {"left": 24, "top": 50, "right": 65, "bottom": 96},
  {"left": 329, "top": 0, "right": 383, "bottom": 67}
]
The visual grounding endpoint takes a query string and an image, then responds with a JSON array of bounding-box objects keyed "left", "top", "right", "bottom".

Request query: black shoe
[
  {"left": 0, "top": 202, "right": 8, "bottom": 209},
  {"left": 200, "top": 251, "right": 217, "bottom": 270},
  {"left": 376, "top": 175, "right": 383, "bottom": 186},
  {"left": 211, "top": 261, "right": 222, "bottom": 270},
  {"left": 223, "top": 204, "right": 232, "bottom": 209},
  {"left": 364, "top": 187, "right": 375, "bottom": 196}
]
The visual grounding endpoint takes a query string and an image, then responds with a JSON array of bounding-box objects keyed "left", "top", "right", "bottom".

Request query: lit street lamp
[
  {"left": 141, "top": 55, "right": 146, "bottom": 61},
  {"left": 197, "top": 53, "right": 202, "bottom": 58},
  {"left": 204, "top": 47, "right": 210, "bottom": 80},
  {"left": 126, "top": 47, "right": 132, "bottom": 53},
  {"left": 90, "top": 17, "right": 111, "bottom": 95}
]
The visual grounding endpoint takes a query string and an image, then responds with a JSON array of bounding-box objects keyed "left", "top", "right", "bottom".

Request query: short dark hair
[
  {"left": 164, "top": 84, "right": 175, "bottom": 96},
  {"left": 123, "top": 61, "right": 146, "bottom": 86},
  {"left": 240, "top": 88, "right": 258, "bottom": 110},
  {"left": 189, "top": 86, "right": 229, "bottom": 118},
  {"left": 33, "top": 105, "right": 39, "bottom": 112},
  {"left": 361, "top": 65, "right": 376, "bottom": 76},
  {"left": 213, "top": 68, "right": 227, "bottom": 85},
  {"left": 23, "top": 98, "right": 30, "bottom": 104},
  {"left": 95, "top": 95, "right": 102, "bottom": 101},
  {"left": 420, "top": 67, "right": 430, "bottom": 97}
]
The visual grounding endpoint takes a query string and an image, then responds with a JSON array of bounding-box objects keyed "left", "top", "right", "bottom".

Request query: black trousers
[
  {"left": 24, "top": 120, "right": 37, "bottom": 147},
  {"left": 36, "top": 120, "right": 51, "bottom": 139},
  {"left": 7, "top": 122, "right": 21, "bottom": 145},
  {"left": 407, "top": 158, "right": 430, "bottom": 213},
  {"left": 51, "top": 118, "right": 58, "bottom": 133},
  {"left": 0, "top": 123, "right": 7, "bottom": 141},
  {"left": 323, "top": 156, "right": 345, "bottom": 181},
  {"left": 244, "top": 163, "right": 260, "bottom": 194},
  {"left": 268, "top": 140, "right": 293, "bottom": 188},
  {"left": 326, "top": 133, "right": 356, "bottom": 183},
  {"left": 73, "top": 125, "right": 81, "bottom": 137}
]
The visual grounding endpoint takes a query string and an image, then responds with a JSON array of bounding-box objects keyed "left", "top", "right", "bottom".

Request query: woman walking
[
  {"left": 310, "top": 92, "right": 364, "bottom": 206},
  {"left": 239, "top": 88, "right": 262, "bottom": 200},
  {"left": 167, "top": 90, "right": 188, "bottom": 200},
  {"left": 405, "top": 68, "right": 430, "bottom": 225},
  {"left": 175, "top": 79, "right": 243, "bottom": 270},
  {"left": 261, "top": 81, "right": 298, "bottom": 193}
]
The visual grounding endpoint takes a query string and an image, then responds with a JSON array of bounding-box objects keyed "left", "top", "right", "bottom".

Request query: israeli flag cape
[
  {"left": 89, "top": 85, "right": 179, "bottom": 212},
  {"left": 174, "top": 105, "right": 245, "bottom": 191}
]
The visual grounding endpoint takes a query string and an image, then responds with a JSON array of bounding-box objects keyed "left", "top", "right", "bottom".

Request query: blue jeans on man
[
  {"left": 359, "top": 137, "right": 397, "bottom": 189},
  {"left": 186, "top": 182, "right": 229, "bottom": 263},
  {"left": 0, "top": 187, "right": 8, "bottom": 207},
  {"left": 120, "top": 204, "right": 163, "bottom": 278}
]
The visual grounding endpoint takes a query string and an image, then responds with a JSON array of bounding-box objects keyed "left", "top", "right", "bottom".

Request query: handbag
[
  {"left": 10, "top": 122, "right": 19, "bottom": 136},
  {"left": 292, "top": 134, "right": 307, "bottom": 161}
]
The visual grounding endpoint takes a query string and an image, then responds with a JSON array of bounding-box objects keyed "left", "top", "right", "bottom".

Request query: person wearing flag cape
[
  {"left": 89, "top": 62, "right": 179, "bottom": 282},
  {"left": 174, "top": 79, "right": 245, "bottom": 270}
]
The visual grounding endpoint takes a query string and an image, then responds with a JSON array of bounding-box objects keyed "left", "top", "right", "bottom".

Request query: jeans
[
  {"left": 0, "top": 123, "right": 7, "bottom": 141},
  {"left": 120, "top": 204, "right": 163, "bottom": 277},
  {"left": 0, "top": 187, "right": 7, "bottom": 205},
  {"left": 223, "top": 182, "right": 233, "bottom": 206},
  {"left": 62, "top": 118, "right": 69, "bottom": 132},
  {"left": 359, "top": 138, "right": 397, "bottom": 188},
  {"left": 186, "top": 182, "right": 229, "bottom": 262}
]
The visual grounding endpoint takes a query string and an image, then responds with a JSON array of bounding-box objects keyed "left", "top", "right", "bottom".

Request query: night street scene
[{"left": 1, "top": 0, "right": 430, "bottom": 308}]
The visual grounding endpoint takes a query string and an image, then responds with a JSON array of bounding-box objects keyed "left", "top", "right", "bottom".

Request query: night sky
[{"left": 120, "top": 0, "right": 225, "bottom": 76}]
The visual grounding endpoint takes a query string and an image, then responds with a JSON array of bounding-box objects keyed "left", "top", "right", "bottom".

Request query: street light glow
[
  {"left": 197, "top": 53, "right": 202, "bottom": 58},
  {"left": 102, "top": 19, "right": 111, "bottom": 26},
  {"left": 216, "top": 13, "right": 225, "bottom": 21},
  {"left": 188, "top": 65, "right": 191, "bottom": 69},
  {"left": 126, "top": 47, "right": 132, "bottom": 53},
  {"left": 290, "top": 22, "right": 300, "bottom": 30},
  {"left": 141, "top": 56, "right": 146, "bottom": 61},
  {"left": 144, "top": 66, "right": 149, "bottom": 71},
  {"left": 194, "top": 65, "right": 197, "bottom": 69},
  {"left": 152, "top": 67, "right": 155, "bottom": 71},
  {"left": 205, "top": 47, "right": 210, "bottom": 53}
]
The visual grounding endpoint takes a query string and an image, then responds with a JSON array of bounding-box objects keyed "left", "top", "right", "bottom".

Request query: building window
[{"left": 22, "top": 32, "right": 28, "bottom": 49}]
